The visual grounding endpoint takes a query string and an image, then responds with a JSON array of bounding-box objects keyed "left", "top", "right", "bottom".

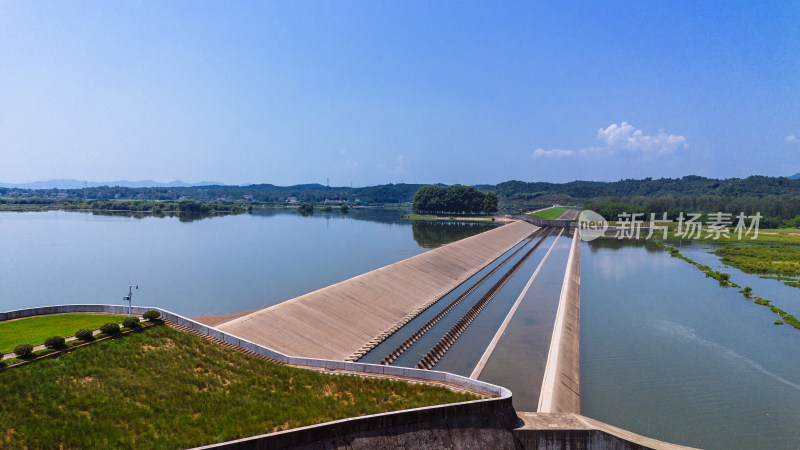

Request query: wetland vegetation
[{"left": 652, "top": 240, "right": 800, "bottom": 330}]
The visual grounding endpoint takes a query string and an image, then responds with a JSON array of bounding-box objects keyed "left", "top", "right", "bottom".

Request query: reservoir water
[
  {"left": 581, "top": 239, "right": 800, "bottom": 449},
  {"left": 0, "top": 209, "right": 496, "bottom": 317}
]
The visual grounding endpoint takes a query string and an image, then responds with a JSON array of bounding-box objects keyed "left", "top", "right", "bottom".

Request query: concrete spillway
[{"left": 218, "top": 220, "right": 538, "bottom": 361}]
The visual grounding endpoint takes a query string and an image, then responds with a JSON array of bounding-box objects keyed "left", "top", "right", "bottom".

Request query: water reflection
[
  {"left": 412, "top": 221, "right": 499, "bottom": 248},
  {"left": 587, "top": 237, "right": 662, "bottom": 253},
  {"left": 80, "top": 209, "right": 247, "bottom": 223},
  {"left": 0, "top": 209, "right": 498, "bottom": 316}
]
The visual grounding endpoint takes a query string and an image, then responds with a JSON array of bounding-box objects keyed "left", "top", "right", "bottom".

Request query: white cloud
[
  {"left": 532, "top": 148, "right": 573, "bottom": 157},
  {"left": 786, "top": 135, "right": 799, "bottom": 144},
  {"left": 531, "top": 122, "right": 687, "bottom": 160},
  {"left": 596, "top": 122, "right": 688, "bottom": 154}
]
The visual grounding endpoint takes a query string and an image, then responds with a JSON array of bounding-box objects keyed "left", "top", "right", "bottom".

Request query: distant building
[
  {"left": 243, "top": 194, "right": 254, "bottom": 201},
  {"left": 216, "top": 197, "right": 226, "bottom": 202},
  {"left": 136, "top": 193, "right": 144, "bottom": 198},
  {"left": 114, "top": 193, "right": 121, "bottom": 199},
  {"left": 323, "top": 198, "right": 347, "bottom": 204},
  {"left": 56, "top": 192, "right": 68, "bottom": 199},
  {"left": 354, "top": 198, "right": 361, "bottom": 203},
  {"left": 285, "top": 196, "right": 299, "bottom": 203}
]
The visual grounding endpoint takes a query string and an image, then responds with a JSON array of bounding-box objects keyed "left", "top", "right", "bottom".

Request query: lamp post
[{"left": 123, "top": 284, "right": 138, "bottom": 317}]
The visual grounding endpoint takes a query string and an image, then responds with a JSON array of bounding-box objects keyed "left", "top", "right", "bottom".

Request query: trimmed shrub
[
  {"left": 122, "top": 317, "right": 140, "bottom": 329},
  {"left": 99, "top": 323, "right": 121, "bottom": 335},
  {"left": 14, "top": 344, "right": 34, "bottom": 358},
  {"left": 75, "top": 328, "right": 94, "bottom": 341},
  {"left": 142, "top": 310, "right": 161, "bottom": 321},
  {"left": 44, "top": 336, "right": 66, "bottom": 349}
]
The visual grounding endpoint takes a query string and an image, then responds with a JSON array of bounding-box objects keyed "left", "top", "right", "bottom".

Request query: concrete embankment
[
  {"left": 538, "top": 229, "right": 582, "bottom": 413},
  {"left": 514, "top": 413, "right": 696, "bottom": 450},
  {"left": 218, "top": 220, "right": 538, "bottom": 361}
]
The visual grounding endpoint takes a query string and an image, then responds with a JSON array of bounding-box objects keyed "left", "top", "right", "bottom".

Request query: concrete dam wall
[{"left": 218, "top": 220, "right": 538, "bottom": 361}]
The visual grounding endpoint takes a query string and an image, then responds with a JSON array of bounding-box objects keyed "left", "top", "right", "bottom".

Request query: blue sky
[{"left": 1, "top": 1, "right": 798, "bottom": 186}]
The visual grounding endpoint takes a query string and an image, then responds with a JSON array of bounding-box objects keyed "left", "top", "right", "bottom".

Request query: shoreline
[
  {"left": 402, "top": 213, "right": 513, "bottom": 223},
  {"left": 192, "top": 310, "right": 254, "bottom": 327}
]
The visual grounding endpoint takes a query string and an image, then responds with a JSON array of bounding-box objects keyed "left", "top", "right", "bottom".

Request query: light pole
[{"left": 123, "top": 284, "right": 138, "bottom": 317}]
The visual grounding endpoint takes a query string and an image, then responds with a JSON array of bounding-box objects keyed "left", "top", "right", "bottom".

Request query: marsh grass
[
  {"left": 0, "top": 325, "right": 477, "bottom": 449},
  {"left": 0, "top": 314, "right": 124, "bottom": 354},
  {"left": 654, "top": 241, "right": 799, "bottom": 330},
  {"left": 713, "top": 244, "right": 800, "bottom": 276}
]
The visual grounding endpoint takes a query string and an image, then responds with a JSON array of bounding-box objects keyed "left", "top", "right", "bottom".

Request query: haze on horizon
[{"left": 1, "top": 2, "right": 798, "bottom": 187}]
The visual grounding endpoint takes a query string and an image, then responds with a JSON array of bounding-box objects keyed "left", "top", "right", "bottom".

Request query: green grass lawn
[
  {"left": 0, "top": 314, "right": 125, "bottom": 353},
  {"left": 0, "top": 324, "right": 477, "bottom": 449},
  {"left": 527, "top": 206, "right": 568, "bottom": 220}
]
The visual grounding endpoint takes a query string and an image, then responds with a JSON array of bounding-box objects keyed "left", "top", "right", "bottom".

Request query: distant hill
[
  {"left": 789, "top": 173, "right": 800, "bottom": 180},
  {"left": 0, "top": 179, "right": 225, "bottom": 189}
]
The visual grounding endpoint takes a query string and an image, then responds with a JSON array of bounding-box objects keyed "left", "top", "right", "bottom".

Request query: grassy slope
[
  {"left": 527, "top": 206, "right": 568, "bottom": 220},
  {"left": 0, "top": 325, "right": 477, "bottom": 449},
  {"left": 0, "top": 314, "right": 124, "bottom": 353}
]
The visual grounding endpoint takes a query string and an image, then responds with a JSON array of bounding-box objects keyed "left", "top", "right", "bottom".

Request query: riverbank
[{"left": 402, "top": 213, "right": 511, "bottom": 223}]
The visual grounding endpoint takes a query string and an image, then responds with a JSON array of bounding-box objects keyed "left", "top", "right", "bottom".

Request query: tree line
[
  {"left": 3, "top": 175, "right": 800, "bottom": 222},
  {"left": 412, "top": 185, "right": 498, "bottom": 215}
]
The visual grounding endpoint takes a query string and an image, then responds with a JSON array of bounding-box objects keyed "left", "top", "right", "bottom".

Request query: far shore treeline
[
  {"left": 2, "top": 175, "right": 800, "bottom": 226},
  {"left": 412, "top": 185, "right": 498, "bottom": 215}
]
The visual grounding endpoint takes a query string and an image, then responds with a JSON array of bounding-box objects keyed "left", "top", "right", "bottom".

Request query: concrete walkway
[
  {"left": 538, "top": 230, "right": 582, "bottom": 413},
  {"left": 219, "top": 220, "right": 538, "bottom": 360}
]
